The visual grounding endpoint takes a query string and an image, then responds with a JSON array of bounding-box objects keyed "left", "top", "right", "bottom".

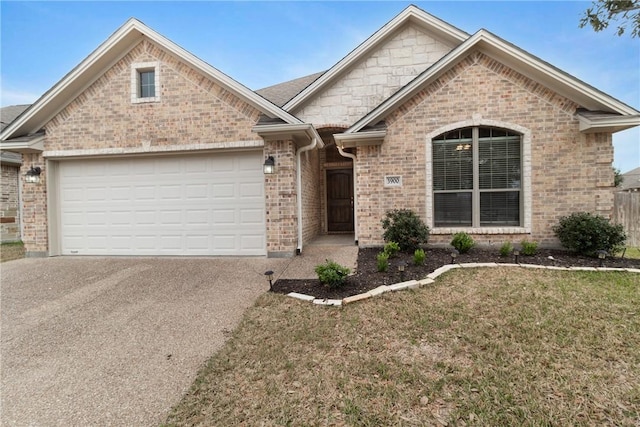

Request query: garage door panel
[{"left": 59, "top": 152, "right": 266, "bottom": 256}]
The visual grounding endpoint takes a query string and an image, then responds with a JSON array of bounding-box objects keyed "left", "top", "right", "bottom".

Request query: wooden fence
[{"left": 613, "top": 192, "right": 640, "bottom": 247}]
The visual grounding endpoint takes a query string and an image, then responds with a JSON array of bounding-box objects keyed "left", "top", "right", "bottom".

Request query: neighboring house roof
[
  {"left": 283, "top": 4, "right": 469, "bottom": 112},
  {"left": 0, "top": 105, "right": 29, "bottom": 165},
  {"left": 0, "top": 151, "right": 22, "bottom": 166},
  {"left": 344, "top": 28, "right": 640, "bottom": 136},
  {"left": 256, "top": 71, "right": 325, "bottom": 107},
  {"left": 620, "top": 167, "right": 640, "bottom": 191},
  {"left": 0, "top": 18, "right": 305, "bottom": 143},
  {"left": 0, "top": 104, "right": 31, "bottom": 132}
]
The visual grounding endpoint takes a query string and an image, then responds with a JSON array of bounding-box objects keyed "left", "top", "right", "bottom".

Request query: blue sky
[{"left": 1, "top": 1, "right": 638, "bottom": 172}]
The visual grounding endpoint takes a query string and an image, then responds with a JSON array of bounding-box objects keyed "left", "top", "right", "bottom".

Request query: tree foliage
[
  {"left": 580, "top": 0, "right": 640, "bottom": 37},
  {"left": 614, "top": 167, "right": 624, "bottom": 187}
]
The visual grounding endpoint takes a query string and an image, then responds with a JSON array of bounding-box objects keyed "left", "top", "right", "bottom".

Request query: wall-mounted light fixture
[
  {"left": 263, "top": 156, "right": 275, "bottom": 174},
  {"left": 25, "top": 166, "right": 42, "bottom": 183}
]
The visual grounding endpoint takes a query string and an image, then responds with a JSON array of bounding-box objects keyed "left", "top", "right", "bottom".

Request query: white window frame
[
  {"left": 425, "top": 117, "right": 531, "bottom": 235},
  {"left": 131, "top": 61, "right": 160, "bottom": 103}
]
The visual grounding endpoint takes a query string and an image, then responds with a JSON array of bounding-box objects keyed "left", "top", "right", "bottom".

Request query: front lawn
[{"left": 164, "top": 268, "right": 640, "bottom": 426}]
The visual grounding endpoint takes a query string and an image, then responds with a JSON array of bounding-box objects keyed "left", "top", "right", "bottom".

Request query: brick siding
[
  {"left": 1, "top": 164, "right": 21, "bottom": 242},
  {"left": 355, "top": 52, "right": 615, "bottom": 248},
  {"left": 24, "top": 38, "right": 269, "bottom": 255}
]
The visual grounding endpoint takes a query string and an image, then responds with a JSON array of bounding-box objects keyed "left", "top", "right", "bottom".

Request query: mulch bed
[{"left": 272, "top": 247, "right": 640, "bottom": 300}]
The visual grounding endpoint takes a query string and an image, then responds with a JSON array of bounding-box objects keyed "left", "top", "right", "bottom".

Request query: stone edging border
[{"left": 285, "top": 263, "right": 640, "bottom": 307}]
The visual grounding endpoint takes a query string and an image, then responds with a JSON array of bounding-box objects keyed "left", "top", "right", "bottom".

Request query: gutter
[
  {"left": 296, "top": 136, "right": 318, "bottom": 254},
  {"left": 336, "top": 144, "right": 358, "bottom": 245}
]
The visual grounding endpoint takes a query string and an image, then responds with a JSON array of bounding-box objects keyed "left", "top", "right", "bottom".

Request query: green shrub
[
  {"left": 413, "top": 248, "right": 426, "bottom": 266},
  {"left": 521, "top": 240, "right": 538, "bottom": 256},
  {"left": 383, "top": 241, "right": 400, "bottom": 258},
  {"left": 499, "top": 241, "right": 513, "bottom": 257},
  {"left": 451, "top": 232, "right": 475, "bottom": 254},
  {"left": 381, "top": 209, "right": 430, "bottom": 252},
  {"left": 314, "top": 259, "right": 351, "bottom": 288},
  {"left": 553, "top": 212, "right": 626, "bottom": 256},
  {"left": 377, "top": 252, "right": 389, "bottom": 272}
]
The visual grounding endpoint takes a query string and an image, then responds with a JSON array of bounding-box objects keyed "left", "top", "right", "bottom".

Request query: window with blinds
[{"left": 433, "top": 127, "right": 521, "bottom": 227}]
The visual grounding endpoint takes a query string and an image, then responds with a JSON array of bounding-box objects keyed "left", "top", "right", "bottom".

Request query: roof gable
[
  {"left": 282, "top": 4, "right": 468, "bottom": 113},
  {"left": 346, "top": 29, "right": 640, "bottom": 134},
  {"left": 1, "top": 18, "right": 300, "bottom": 141}
]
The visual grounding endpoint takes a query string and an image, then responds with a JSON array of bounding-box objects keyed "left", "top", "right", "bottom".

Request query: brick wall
[
  {"left": 356, "top": 52, "right": 616, "bottom": 248},
  {"left": 263, "top": 140, "right": 298, "bottom": 256},
  {"left": 300, "top": 147, "right": 321, "bottom": 245},
  {"left": 1, "top": 164, "right": 21, "bottom": 242},
  {"left": 295, "top": 23, "right": 454, "bottom": 127},
  {"left": 45, "top": 39, "right": 262, "bottom": 152},
  {"left": 24, "top": 37, "right": 267, "bottom": 255},
  {"left": 20, "top": 154, "right": 48, "bottom": 254}
]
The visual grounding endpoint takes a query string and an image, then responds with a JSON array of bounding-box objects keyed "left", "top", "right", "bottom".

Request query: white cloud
[{"left": 0, "top": 84, "right": 40, "bottom": 107}]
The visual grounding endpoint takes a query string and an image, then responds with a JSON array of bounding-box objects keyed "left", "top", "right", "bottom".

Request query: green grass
[
  {"left": 164, "top": 268, "right": 640, "bottom": 426},
  {"left": 1, "top": 241, "right": 25, "bottom": 262},
  {"left": 623, "top": 247, "right": 640, "bottom": 259}
]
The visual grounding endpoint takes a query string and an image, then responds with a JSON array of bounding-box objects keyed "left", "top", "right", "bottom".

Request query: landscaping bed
[{"left": 272, "top": 247, "right": 640, "bottom": 299}]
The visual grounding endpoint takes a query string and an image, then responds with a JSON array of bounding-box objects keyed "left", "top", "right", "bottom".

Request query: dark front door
[{"left": 327, "top": 169, "right": 354, "bottom": 232}]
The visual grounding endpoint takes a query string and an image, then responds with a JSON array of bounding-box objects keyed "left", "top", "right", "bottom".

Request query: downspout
[
  {"left": 336, "top": 144, "right": 358, "bottom": 245},
  {"left": 296, "top": 136, "right": 318, "bottom": 254}
]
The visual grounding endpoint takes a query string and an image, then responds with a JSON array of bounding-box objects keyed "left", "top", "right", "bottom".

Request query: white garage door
[{"left": 58, "top": 152, "right": 266, "bottom": 256}]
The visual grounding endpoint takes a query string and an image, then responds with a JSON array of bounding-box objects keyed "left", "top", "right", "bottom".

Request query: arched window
[{"left": 432, "top": 126, "right": 522, "bottom": 227}]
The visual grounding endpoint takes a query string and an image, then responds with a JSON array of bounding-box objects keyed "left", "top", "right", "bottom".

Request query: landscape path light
[{"left": 264, "top": 270, "right": 274, "bottom": 291}]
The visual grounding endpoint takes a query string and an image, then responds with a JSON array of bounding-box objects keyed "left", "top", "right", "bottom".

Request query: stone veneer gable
[{"left": 294, "top": 23, "right": 455, "bottom": 126}]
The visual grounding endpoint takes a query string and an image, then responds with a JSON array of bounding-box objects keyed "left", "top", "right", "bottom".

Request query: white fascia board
[
  {"left": 138, "top": 23, "right": 302, "bottom": 125},
  {"left": 348, "top": 29, "right": 639, "bottom": 133},
  {"left": 334, "top": 130, "right": 386, "bottom": 148},
  {"left": 578, "top": 114, "right": 640, "bottom": 133},
  {"left": 0, "top": 19, "right": 142, "bottom": 140},
  {"left": 0, "top": 136, "right": 45, "bottom": 153},
  {"left": 282, "top": 5, "right": 468, "bottom": 112},
  {"left": 347, "top": 31, "right": 483, "bottom": 133},
  {"left": 476, "top": 31, "right": 640, "bottom": 116},
  {"left": 252, "top": 123, "right": 324, "bottom": 148},
  {"left": 0, "top": 19, "right": 300, "bottom": 141}
]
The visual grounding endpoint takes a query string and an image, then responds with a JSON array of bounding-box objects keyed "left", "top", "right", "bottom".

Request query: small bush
[
  {"left": 377, "top": 252, "right": 390, "bottom": 272},
  {"left": 553, "top": 212, "right": 626, "bottom": 256},
  {"left": 499, "top": 241, "right": 513, "bottom": 257},
  {"left": 413, "top": 248, "right": 426, "bottom": 266},
  {"left": 451, "top": 232, "right": 475, "bottom": 254},
  {"left": 383, "top": 241, "right": 400, "bottom": 258},
  {"left": 521, "top": 240, "right": 538, "bottom": 256},
  {"left": 381, "top": 209, "right": 430, "bottom": 252},
  {"left": 315, "top": 259, "right": 351, "bottom": 288}
]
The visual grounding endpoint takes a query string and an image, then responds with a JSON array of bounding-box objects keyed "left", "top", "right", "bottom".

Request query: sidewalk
[{"left": 277, "top": 235, "right": 359, "bottom": 280}]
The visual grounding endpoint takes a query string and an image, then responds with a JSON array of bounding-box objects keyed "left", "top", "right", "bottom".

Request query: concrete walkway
[{"left": 277, "top": 235, "right": 359, "bottom": 280}]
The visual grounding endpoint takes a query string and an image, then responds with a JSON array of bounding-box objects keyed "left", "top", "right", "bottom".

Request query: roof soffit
[
  {"left": 346, "top": 29, "right": 640, "bottom": 134},
  {"left": 1, "top": 18, "right": 300, "bottom": 142},
  {"left": 282, "top": 4, "right": 469, "bottom": 112}
]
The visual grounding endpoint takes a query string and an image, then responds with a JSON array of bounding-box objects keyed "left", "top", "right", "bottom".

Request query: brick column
[
  {"left": 263, "top": 140, "right": 298, "bottom": 257},
  {"left": 20, "top": 153, "right": 48, "bottom": 256}
]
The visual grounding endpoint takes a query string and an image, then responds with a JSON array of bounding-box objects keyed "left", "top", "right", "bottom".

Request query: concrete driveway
[{"left": 1, "top": 256, "right": 291, "bottom": 426}]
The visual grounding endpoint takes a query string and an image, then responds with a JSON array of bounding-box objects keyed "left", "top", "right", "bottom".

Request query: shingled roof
[
  {"left": 256, "top": 71, "right": 325, "bottom": 107},
  {"left": 0, "top": 105, "right": 31, "bottom": 132}
]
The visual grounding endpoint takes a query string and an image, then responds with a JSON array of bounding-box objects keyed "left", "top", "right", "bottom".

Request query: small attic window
[{"left": 131, "top": 62, "right": 160, "bottom": 103}]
